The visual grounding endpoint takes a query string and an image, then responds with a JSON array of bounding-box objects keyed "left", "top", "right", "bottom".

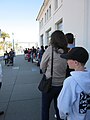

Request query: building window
[
  {"left": 42, "top": 18, "right": 43, "bottom": 26},
  {"left": 40, "top": 18, "right": 43, "bottom": 29},
  {"left": 56, "top": 18, "right": 63, "bottom": 30},
  {"left": 39, "top": 21, "right": 41, "bottom": 29},
  {"left": 61, "top": 0, "right": 63, "bottom": 3},
  {"left": 45, "top": 13, "right": 46, "bottom": 23},
  {"left": 47, "top": 9, "right": 48, "bottom": 20},
  {"left": 59, "top": 0, "right": 63, "bottom": 6},
  {"left": 49, "top": 5, "right": 51, "bottom": 17},
  {"left": 40, "top": 34, "right": 44, "bottom": 45},
  {"left": 55, "top": 0, "right": 58, "bottom": 10},
  {"left": 46, "top": 28, "right": 51, "bottom": 45}
]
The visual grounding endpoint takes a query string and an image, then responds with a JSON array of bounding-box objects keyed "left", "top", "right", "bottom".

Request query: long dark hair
[{"left": 50, "top": 30, "right": 68, "bottom": 53}]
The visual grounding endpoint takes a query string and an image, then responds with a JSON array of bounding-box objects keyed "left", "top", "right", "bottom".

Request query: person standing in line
[
  {"left": 45, "top": 45, "right": 48, "bottom": 50},
  {"left": 4, "top": 50, "right": 8, "bottom": 65},
  {"left": 39, "top": 45, "right": 45, "bottom": 74},
  {"left": 27, "top": 48, "right": 31, "bottom": 62},
  {"left": 0, "top": 64, "right": 4, "bottom": 115},
  {"left": 65, "top": 33, "right": 75, "bottom": 50},
  {"left": 40, "top": 30, "right": 68, "bottom": 120},
  {"left": 54, "top": 33, "right": 75, "bottom": 119},
  {"left": 39, "top": 45, "right": 45, "bottom": 62},
  {"left": 58, "top": 47, "right": 90, "bottom": 120},
  {"left": 31, "top": 46, "right": 36, "bottom": 63},
  {"left": 65, "top": 33, "right": 75, "bottom": 78},
  {"left": 9, "top": 49, "right": 15, "bottom": 66}
]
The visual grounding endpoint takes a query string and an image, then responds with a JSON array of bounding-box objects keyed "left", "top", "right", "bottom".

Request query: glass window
[
  {"left": 46, "top": 29, "right": 51, "bottom": 45},
  {"left": 61, "top": 0, "right": 63, "bottom": 3},
  {"left": 45, "top": 13, "right": 46, "bottom": 23},
  {"left": 40, "top": 35, "right": 43, "bottom": 45},
  {"left": 42, "top": 18, "right": 43, "bottom": 26},
  {"left": 55, "top": 0, "right": 58, "bottom": 10},
  {"left": 39, "top": 21, "right": 41, "bottom": 29},
  {"left": 49, "top": 5, "right": 51, "bottom": 17},
  {"left": 56, "top": 19, "right": 63, "bottom": 31},
  {"left": 57, "top": 22, "right": 63, "bottom": 30},
  {"left": 47, "top": 9, "right": 48, "bottom": 20}
]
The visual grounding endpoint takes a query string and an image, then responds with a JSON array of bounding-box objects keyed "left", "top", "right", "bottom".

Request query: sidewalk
[{"left": 0, "top": 55, "right": 55, "bottom": 120}]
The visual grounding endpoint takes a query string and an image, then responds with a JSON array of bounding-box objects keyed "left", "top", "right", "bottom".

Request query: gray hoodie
[{"left": 58, "top": 70, "right": 90, "bottom": 120}]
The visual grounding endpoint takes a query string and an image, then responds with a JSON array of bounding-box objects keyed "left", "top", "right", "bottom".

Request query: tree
[
  {"left": 0, "top": 31, "right": 10, "bottom": 51},
  {"left": 1, "top": 32, "right": 10, "bottom": 42},
  {"left": 0, "top": 41, "right": 4, "bottom": 50}
]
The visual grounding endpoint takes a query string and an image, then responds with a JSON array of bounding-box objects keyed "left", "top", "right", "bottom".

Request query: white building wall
[
  {"left": 37, "top": 0, "right": 90, "bottom": 68},
  {"left": 86, "top": 0, "right": 90, "bottom": 51},
  {"left": 63, "top": 0, "right": 84, "bottom": 47},
  {"left": 84, "top": 0, "right": 90, "bottom": 68}
]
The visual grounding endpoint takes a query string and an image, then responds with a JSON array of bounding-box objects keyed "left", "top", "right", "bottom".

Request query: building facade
[{"left": 36, "top": 0, "right": 90, "bottom": 68}]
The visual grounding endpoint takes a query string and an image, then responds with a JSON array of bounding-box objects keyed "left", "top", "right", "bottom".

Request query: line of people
[
  {"left": 39, "top": 30, "right": 90, "bottom": 120},
  {"left": 24, "top": 45, "right": 48, "bottom": 67}
]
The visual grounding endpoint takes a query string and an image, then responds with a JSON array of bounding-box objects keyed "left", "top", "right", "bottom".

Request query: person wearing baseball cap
[{"left": 58, "top": 47, "right": 90, "bottom": 120}]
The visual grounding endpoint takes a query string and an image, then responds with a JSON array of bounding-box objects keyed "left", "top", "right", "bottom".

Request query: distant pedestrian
[
  {"left": 58, "top": 47, "right": 90, "bottom": 120},
  {"left": 45, "top": 45, "right": 48, "bottom": 50},
  {"left": 31, "top": 46, "right": 36, "bottom": 63},
  {"left": 27, "top": 48, "right": 31, "bottom": 62},
  {"left": 39, "top": 45, "right": 45, "bottom": 74},
  {"left": 4, "top": 50, "right": 8, "bottom": 65},
  {"left": 39, "top": 45, "right": 45, "bottom": 63},
  {"left": 24, "top": 48, "right": 28, "bottom": 60},
  {"left": 9, "top": 49, "right": 15, "bottom": 66}
]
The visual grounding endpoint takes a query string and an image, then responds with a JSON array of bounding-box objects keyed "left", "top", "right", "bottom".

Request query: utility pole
[
  {"left": 0, "top": 29, "right": 1, "bottom": 37},
  {"left": 12, "top": 33, "right": 14, "bottom": 50}
]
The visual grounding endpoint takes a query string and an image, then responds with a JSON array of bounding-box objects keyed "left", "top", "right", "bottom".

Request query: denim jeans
[{"left": 42, "top": 86, "right": 63, "bottom": 120}]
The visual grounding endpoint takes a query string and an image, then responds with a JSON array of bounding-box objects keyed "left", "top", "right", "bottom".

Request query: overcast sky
[{"left": 0, "top": 0, "right": 43, "bottom": 42}]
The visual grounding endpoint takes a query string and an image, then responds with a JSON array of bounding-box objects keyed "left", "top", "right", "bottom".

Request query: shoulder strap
[{"left": 51, "top": 46, "right": 53, "bottom": 77}]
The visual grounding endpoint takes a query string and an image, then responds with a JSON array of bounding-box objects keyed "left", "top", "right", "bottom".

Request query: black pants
[
  {"left": 0, "top": 82, "right": 2, "bottom": 89},
  {"left": 5, "top": 59, "right": 8, "bottom": 65},
  {"left": 42, "top": 86, "right": 63, "bottom": 120},
  {"left": 10, "top": 57, "right": 14, "bottom": 65}
]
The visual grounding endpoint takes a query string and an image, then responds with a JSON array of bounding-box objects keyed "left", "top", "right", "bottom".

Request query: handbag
[
  {"left": 0, "top": 82, "right": 2, "bottom": 89},
  {"left": 38, "top": 47, "right": 53, "bottom": 93},
  {"left": 4, "top": 55, "right": 8, "bottom": 59}
]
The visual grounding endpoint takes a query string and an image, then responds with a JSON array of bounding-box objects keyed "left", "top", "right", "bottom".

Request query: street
[{"left": 0, "top": 55, "right": 55, "bottom": 120}]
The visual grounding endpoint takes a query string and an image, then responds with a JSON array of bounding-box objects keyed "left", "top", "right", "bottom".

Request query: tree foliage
[
  {"left": 0, "top": 31, "right": 10, "bottom": 51},
  {"left": 0, "top": 31, "right": 10, "bottom": 42}
]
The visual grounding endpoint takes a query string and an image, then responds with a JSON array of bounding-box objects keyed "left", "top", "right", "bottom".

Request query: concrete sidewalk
[{"left": 0, "top": 55, "right": 55, "bottom": 120}]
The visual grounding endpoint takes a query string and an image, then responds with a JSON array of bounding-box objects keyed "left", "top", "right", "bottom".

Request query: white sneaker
[{"left": 54, "top": 114, "right": 57, "bottom": 119}]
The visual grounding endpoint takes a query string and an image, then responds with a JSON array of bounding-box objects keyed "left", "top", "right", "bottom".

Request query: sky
[{"left": 0, "top": 0, "right": 43, "bottom": 43}]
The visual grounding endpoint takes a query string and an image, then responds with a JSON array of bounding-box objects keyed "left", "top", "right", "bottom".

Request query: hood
[{"left": 70, "top": 70, "right": 90, "bottom": 94}]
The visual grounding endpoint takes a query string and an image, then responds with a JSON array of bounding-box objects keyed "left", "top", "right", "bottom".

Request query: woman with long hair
[{"left": 40, "top": 30, "right": 68, "bottom": 120}]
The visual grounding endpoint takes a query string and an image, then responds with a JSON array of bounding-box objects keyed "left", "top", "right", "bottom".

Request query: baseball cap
[{"left": 60, "top": 47, "right": 89, "bottom": 64}]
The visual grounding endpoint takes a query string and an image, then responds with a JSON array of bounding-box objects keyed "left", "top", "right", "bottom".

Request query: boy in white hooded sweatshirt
[{"left": 57, "top": 47, "right": 90, "bottom": 120}]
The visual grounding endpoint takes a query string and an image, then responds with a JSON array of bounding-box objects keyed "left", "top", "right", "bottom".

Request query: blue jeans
[{"left": 42, "top": 86, "right": 63, "bottom": 120}]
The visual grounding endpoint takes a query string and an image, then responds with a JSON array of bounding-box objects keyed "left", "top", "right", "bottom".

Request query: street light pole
[
  {"left": 12, "top": 33, "right": 14, "bottom": 50},
  {"left": 0, "top": 29, "right": 1, "bottom": 37}
]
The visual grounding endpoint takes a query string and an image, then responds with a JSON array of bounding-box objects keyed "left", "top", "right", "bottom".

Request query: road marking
[
  {"left": 31, "top": 68, "right": 37, "bottom": 71},
  {"left": 12, "top": 67, "right": 19, "bottom": 69}
]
